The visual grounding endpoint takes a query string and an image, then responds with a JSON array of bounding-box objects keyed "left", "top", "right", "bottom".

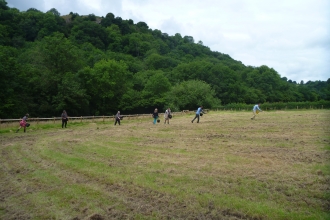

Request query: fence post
[
  {"left": 103, "top": 115, "right": 104, "bottom": 122},
  {"left": 322, "top": 105, "right": 323, "bottom": 109},
  {"left": 81, "top": 116, "right": 82, "bottom": 123},
  {"left": 297, "top": 106, "right": 298, "bottom": 109}
]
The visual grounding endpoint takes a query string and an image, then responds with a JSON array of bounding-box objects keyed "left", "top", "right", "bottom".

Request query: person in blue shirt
[
  {"left": 191, "top": 106, "right": 204, "bottom": 123},
  {"left": 251, "top": 104, "right": 262, "bottom": 120}
]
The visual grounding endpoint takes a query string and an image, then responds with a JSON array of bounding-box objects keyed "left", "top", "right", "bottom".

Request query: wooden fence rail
[
  {"left": 0, "top": 111, "right": 194, "bottom": 127},
  {"left": 0, "top": 107, "right": 324, "bottom": 125}
]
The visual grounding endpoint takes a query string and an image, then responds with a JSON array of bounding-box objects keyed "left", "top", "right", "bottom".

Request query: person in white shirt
[
  {"left": 251, "top": 104, "right": 262, "bottom": 120},
  {"left": 164, "top": 108, "right": 171, "bottom": 124}
]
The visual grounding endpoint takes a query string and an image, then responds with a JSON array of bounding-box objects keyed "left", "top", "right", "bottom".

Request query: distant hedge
[{"left": 216, "top": 101, "right": 330, "bottom": 111}]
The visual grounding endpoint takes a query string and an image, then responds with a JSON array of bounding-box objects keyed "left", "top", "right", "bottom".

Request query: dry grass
[{"left": 0, "top": 110, "right": 329, "bottom": 219}]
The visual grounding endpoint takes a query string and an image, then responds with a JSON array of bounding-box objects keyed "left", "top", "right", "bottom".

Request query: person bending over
[
  {"left": 251, "top": 104, "right": 262, "bottom": 120},
  {"left": 16, "top": 113, "right": 29, "bottom": 133},
  {"left": 191, "top": 106, "right": 204, "bottom": 123}
]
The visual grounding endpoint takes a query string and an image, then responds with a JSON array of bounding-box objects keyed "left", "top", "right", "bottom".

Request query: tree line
[{"left": 0, "top": 0, "right": 329, "bottom": 118}]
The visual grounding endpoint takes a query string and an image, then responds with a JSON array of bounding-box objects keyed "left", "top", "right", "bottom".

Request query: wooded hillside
[{"left": 1, "top": 0, "right": 329, "bottom": 118}]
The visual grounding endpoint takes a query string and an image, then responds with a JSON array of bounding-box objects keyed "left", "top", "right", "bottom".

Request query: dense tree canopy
[{"left": 0, "top": 0, "right": 328, "bottom": 118}]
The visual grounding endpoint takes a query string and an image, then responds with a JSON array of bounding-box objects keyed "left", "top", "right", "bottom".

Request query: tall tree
[
  {"left": 165, "top": 80, "right": 220, "bottom": 111},
  {"left": 0, "top": 46, "right": 21, "bottom": 118},
  {"left": 79, "top": 59, "right": 131, "bottom": 115}
]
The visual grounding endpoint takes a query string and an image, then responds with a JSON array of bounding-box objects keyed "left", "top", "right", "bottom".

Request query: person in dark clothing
[
  {"left": 16, "top": 113, "right": 29, "bottom": 133},
  {"left": 152, "top": 108, "right": 159, "bottom": 124},
  {"left": 61, "top": 110, "right": 69, "bottom": 128},
  {"left": 115, "top": 111, "right": 121, "bottom": 125}
]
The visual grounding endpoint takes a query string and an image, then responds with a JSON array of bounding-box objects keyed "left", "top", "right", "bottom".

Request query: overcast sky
[{"left": 7, "top": 0, "right": 330, "bottom": 82}]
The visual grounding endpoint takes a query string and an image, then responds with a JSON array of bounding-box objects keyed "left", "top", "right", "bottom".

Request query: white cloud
[{"left": 6, "top": 0, "right": 330, "bottom": 81}]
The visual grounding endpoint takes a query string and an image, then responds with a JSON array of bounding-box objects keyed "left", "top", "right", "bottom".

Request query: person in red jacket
[{"left": 16, "top": 113, "right": 29, "bottom": 133}]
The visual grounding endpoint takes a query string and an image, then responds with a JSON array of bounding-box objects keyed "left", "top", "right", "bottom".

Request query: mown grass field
[{"left": 1, "top": 110, "right": 329, "bottom": 220}]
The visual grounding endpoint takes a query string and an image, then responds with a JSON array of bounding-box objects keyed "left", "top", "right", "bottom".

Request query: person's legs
[
  {"left": 24, "top": 126, "right": 26, "bottom": 132},
  {"left": 197, "top": 115, "right": 200, "bottom": 123},
  {"left": 118, "top": 119, "right": 120, "bottom": 125},
  {"left": 62, "top": 120, "right": 65, "bottom": 128},
  {"left": 17, "top": 120, "right": 25, "bottom": 132},
  {"left": 192, "top": 114, "right": 198, "bottom": 123},
  {"left": 251, "top": 111, "right": 256, "bottom": 119},
  {"left": 64, "top": 120, "right": 67, "bottom": 128},
  {"left": 153, "top": 118, "right": 156, "bottom": 124}
]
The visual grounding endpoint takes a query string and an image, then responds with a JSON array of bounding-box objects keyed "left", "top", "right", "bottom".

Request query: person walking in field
[
  {"left": 61, "top": 110, "right": 69, "bottom": 128},
  {"left": 114, "top": 111, "right": 121, "bottom": 125},
  {"left": 191, "top": 106, "right": 204, "bottom": 123},
  {"left": 251, "top": 104, "right": 262, "bottom": 120},
  {"left": 16, "top": 113, "right": 29, "bottom": 133},
  {"left": 152, "top": 108, "right": 159, "bottom": 124},
  {"left": 164, "top": 108, "right": 171, "bottom": 124}
]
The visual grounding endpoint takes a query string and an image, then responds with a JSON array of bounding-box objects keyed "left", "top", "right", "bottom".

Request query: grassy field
[{"left": 0, "top": 110, "right": 329, "bottom": 220}]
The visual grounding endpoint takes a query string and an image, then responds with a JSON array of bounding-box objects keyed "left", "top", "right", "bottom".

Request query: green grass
[{"left": 0, "top": 110, "right": 329, "bottom": 219}]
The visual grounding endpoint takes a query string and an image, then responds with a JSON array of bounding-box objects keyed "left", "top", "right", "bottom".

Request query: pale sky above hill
[{"left": 7, "top": 0, "right": 330, "bottom": 82}]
